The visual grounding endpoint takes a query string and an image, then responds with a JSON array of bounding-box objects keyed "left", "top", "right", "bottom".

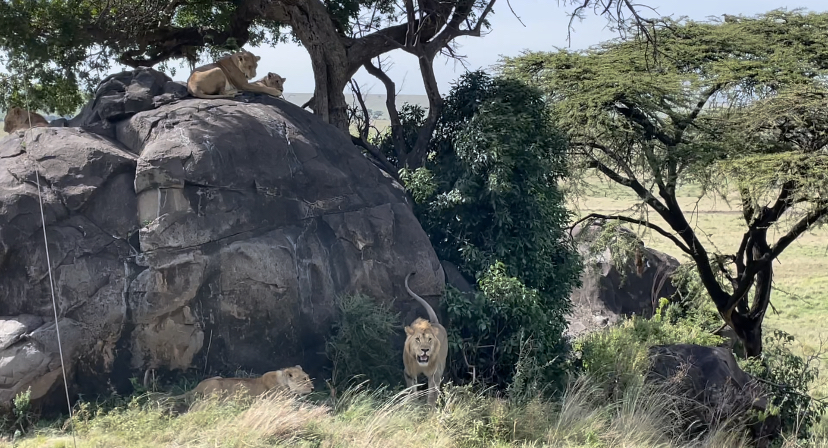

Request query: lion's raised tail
[{"left": 405, "top": 272, "right": 439, "bottom": 324}]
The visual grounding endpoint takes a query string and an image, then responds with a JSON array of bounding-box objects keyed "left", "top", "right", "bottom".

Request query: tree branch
[
  {"left": 726, "top": 203, "right": 828, "bottom": 317},
  {"left": 363, "top": 60, "right": 407, "bottom": 160},
  {"left": 674, "top": 83, "right": 722, "bottom": 142},
  {"left": 348, "top": 79, "right": 370, "bottom": 141},
  {"left": 351, "top": 136, "right": 402, "bottom": 184},
  {"left": 571, "top": 213, "right": 693, "bottom": 255},
  {"left": 614, "top": 101, "right": 676, "bottom": 147}
]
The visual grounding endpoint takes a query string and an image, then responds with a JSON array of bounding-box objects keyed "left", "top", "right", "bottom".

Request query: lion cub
[
  {"left": 252, "top": 72, "right": 286, "bottom": 96},
  {"left": 3, "top": 107, "right": 49, "bottom": 133},
  {"left": 403, "top": 272, "right": 448, "bottom": 406},
  {"left": 186, "top": 49, "right": 283, "bottom": 99},
  {"left": 187, "top": 365, "right": 314, "bottom": 400}
]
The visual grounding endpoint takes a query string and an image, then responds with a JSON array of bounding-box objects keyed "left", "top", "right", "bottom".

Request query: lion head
[
  {"left": 3, "top": 107, "right": 23, "bottom": 133},
  {"left": 263, "top": 365, "right": 314, "bottom": 396},
  {"left": 230, "top": 50, "right": 261, "bottom": 80},
  {"left": 405, "top": 318, "right": 442, "bottom": 367},
  {"left": 261, "top": 73, "right": 286, "bottom": 91}
]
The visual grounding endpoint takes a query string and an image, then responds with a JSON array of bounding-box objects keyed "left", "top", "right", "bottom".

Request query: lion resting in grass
[
  {"left": 186, "top": 49, "right": 283, "bottom": 99},
  {"left": 252, "top": 72, "right": 286, "bottom": 96},
  {"left": 182, "top": 365, "right": 314, "bottom": 401},
  {"left": 3, "top": 107, "right": 48, "bottom": 133},
  {"left": 403, "top": 272, "right": 448, "bottom": 406}
]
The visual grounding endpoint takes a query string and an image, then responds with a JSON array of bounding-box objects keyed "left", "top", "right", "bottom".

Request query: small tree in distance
[{"left": 502, "top": 9, "right": 828, "bottom": 357}]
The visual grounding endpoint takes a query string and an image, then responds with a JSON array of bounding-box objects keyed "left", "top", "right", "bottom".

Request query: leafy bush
[
  {"left": 574, "top": 298, "right": 723, "bottom": 396},
  {"left": 400, "top": 71, "right": 581, "bottom": 394},
  {"left": 443, "top": 263, "right": 570, "bottom": 397},
  {"left": 325, "top": 294, "right": 402, "bottom": 389},
  {"left": 740, "top": 330, "right": 828, "bottom": 439}
]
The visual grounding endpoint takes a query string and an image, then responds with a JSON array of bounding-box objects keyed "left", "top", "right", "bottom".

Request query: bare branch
[
  {"left": 363, "top": 60, "right": 408, "bottom": 160},
  {"left": 506, "top": 0, "right": 526, "bottom": 27},
  {"left": 571, "top": 213, "right": 694, "bottom": 255},
  {"left": 726, "top": 203, "right": 828, "bottom": 317},
  {"left": 348, "top": 79, "right": 371, "bottom": 141}
]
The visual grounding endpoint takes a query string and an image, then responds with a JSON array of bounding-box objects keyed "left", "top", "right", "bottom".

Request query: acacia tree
[
  {"left": 502, "top": 10, "right": 828, "bottom": 357},
  {"left": 0, "top": 0, "right": 652, "bottom": 166}
]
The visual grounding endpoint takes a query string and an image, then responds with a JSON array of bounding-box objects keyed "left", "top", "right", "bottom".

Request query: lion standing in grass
[
  {"left": 3, "top": 107, "right": 48, "bottom": 133},
  {"left": 182, "top": 365, "right": 314, "bottom": 401},
  {"left": 403, "top": 272, "right": 448, "bottom": 406},
  {"left": 187, "top": 49, "right": 283, "bottom": 99}
]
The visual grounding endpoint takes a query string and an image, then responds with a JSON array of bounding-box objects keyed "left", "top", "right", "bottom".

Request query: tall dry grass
[{"left": 7, "top": 378, "right": 824, "bottom": 448}]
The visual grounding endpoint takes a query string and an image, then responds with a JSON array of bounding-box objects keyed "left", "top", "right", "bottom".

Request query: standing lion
[
  {"left": 403, "top": 272, "right": 448, "bottom": 406},
  {"left": 186, "top": 49, "right": 283, "bottom": 99},
  {"left": 3, "top": 107, "right": 48, "bottom": 133}
]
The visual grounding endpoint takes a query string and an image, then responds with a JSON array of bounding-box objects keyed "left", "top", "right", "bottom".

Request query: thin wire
[{"left": 25, "top": 92, "right": 78, "bottom": 448}]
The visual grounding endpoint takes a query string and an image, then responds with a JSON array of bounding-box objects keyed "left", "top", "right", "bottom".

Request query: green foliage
[
  {"left": 401, "top": 71, "right": 581, "bottom": 393},
  {"left": 740, "top": 330, "right": 828, "bottom": 439},
  {"left": 500, "top": 10, "right": 828, "bottom": 216},
  {"left": 501, "top": 11, "right": 828, "bottom": 356},
  {"left": 443, "top": 264, "right": 570, "bottom": 396},
  {"left": 9, "top": 387, "right": 34, "bottom": 434},
  {"left": 325, "top": 293, "right": 402, "bottom": 389},
  {"left": 377, "top": 103, "right": 426, "bottom": 166},
  {"left": 574, "top": 299, "right": 723, "bottom": 396}
]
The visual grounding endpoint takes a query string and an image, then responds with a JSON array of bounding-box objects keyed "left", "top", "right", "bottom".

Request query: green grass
[
  {"left": 6, "top": 380, "right": 824, "bottom": 448},
  {"left": 569, "top": 175, "right": 828, "bottom": 398}
]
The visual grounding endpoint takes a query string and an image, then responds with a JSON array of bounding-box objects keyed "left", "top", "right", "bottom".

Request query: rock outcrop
[
  {"left": 566, "top": 220, "right": 681, "bottom": 338},
  {"left": 0, "top": 68, "right": 444, "bottom": 409},
  {"left": 647, "top": 344, "right": 780, "bottom": 447}
]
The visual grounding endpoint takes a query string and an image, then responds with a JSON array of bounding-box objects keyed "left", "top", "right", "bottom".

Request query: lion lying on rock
[
  {"left": 178, "top": 365, "right": 314, "bottom": 401},
  {"left": 3, "top": 107, "right": 49, "bottom": 133},
  {"left": 187, "top": 49, "right": 283, "bottom": 99},
  {"left": 252, "top": 72, "right": 286, "bottom": 96},
  {"left": 403, "top": 272, "right": 448, "bottom": 406}
]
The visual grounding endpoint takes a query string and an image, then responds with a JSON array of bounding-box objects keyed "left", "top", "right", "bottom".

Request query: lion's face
[
  {"left": 405, "top": 318, "right": 441, "bottom": 367},
  {"left": 263, "top": 73, "right": 286, "bottom": 91},
  {"left": 3, "top": 107, "right": 22, "bottom": 133},
  {"left": 265, "top": 365, "right": 314, "bottom": 396},
  {"left": 231, "top": 50, "right": 261, "bottom": 80}
]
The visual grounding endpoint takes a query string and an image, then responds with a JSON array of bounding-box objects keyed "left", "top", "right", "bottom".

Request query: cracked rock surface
[{"left": 0, "top": 68, "right": 444, "bottom": 409}]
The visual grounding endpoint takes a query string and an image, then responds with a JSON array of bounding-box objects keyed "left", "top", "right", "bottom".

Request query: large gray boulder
[
  {"left": 0, "top": 69, "right": 444, "bottom": 409},
  {"left": 647, "top": 344, "right": 780, "bottom": 447},
  {"left": 566, "top": 220, "right": 680, "bottom": 338}
]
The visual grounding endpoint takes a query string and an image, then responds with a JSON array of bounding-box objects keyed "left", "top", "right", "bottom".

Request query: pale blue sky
[{"left": 128, "top": 1, "right": 827, "bottom": 95}]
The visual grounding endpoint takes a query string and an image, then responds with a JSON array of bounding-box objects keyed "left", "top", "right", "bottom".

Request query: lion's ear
[
  {"left": 405, "top": 326, "right": 414, "bottom": 336},
  {"left": 295, "top": 365, "right": 302, "bottom": 369},
  {"left": 256, "top": 55, "right": 261, "bottom": 61}
]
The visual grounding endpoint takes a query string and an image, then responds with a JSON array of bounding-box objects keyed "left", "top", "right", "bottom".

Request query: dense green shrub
[
  {"left": 740, "top": 330, "right": 827, "bottom": 440},
  {"left": 399, "top": 71, "right": 581, "bottom": 395},
  {"left": 574, "top": 299, "right": 723, "bottom": 396},
  {"left": 325, "top": 294, "right": 402, "bottom": 389}
]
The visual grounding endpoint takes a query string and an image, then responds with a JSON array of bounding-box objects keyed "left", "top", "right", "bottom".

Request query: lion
[
  {"left": 186, "top": 49, "right": 283, "bottom": 99},
  {"left": 3, "top": 107, "right": 48, "bottom": 133},
  {"left": 252, "top": 72, "right": 286, "bottom": 96},
  {"left": 178, "top": 365, "right": 314, "bottom": 402},
  {"left": 403, "top": 271, "right": 448, "bottom": 406}
]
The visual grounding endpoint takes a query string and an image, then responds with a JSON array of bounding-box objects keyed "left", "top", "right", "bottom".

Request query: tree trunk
[
  {"left": 265, "top": 1, "right": 351, "bottom": 132},
  {"left": 730, "top": 312, "right": 763, "bottom": 358},
  {"left": 307, "top": 45, "right": 350, "bottom": 132}
]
